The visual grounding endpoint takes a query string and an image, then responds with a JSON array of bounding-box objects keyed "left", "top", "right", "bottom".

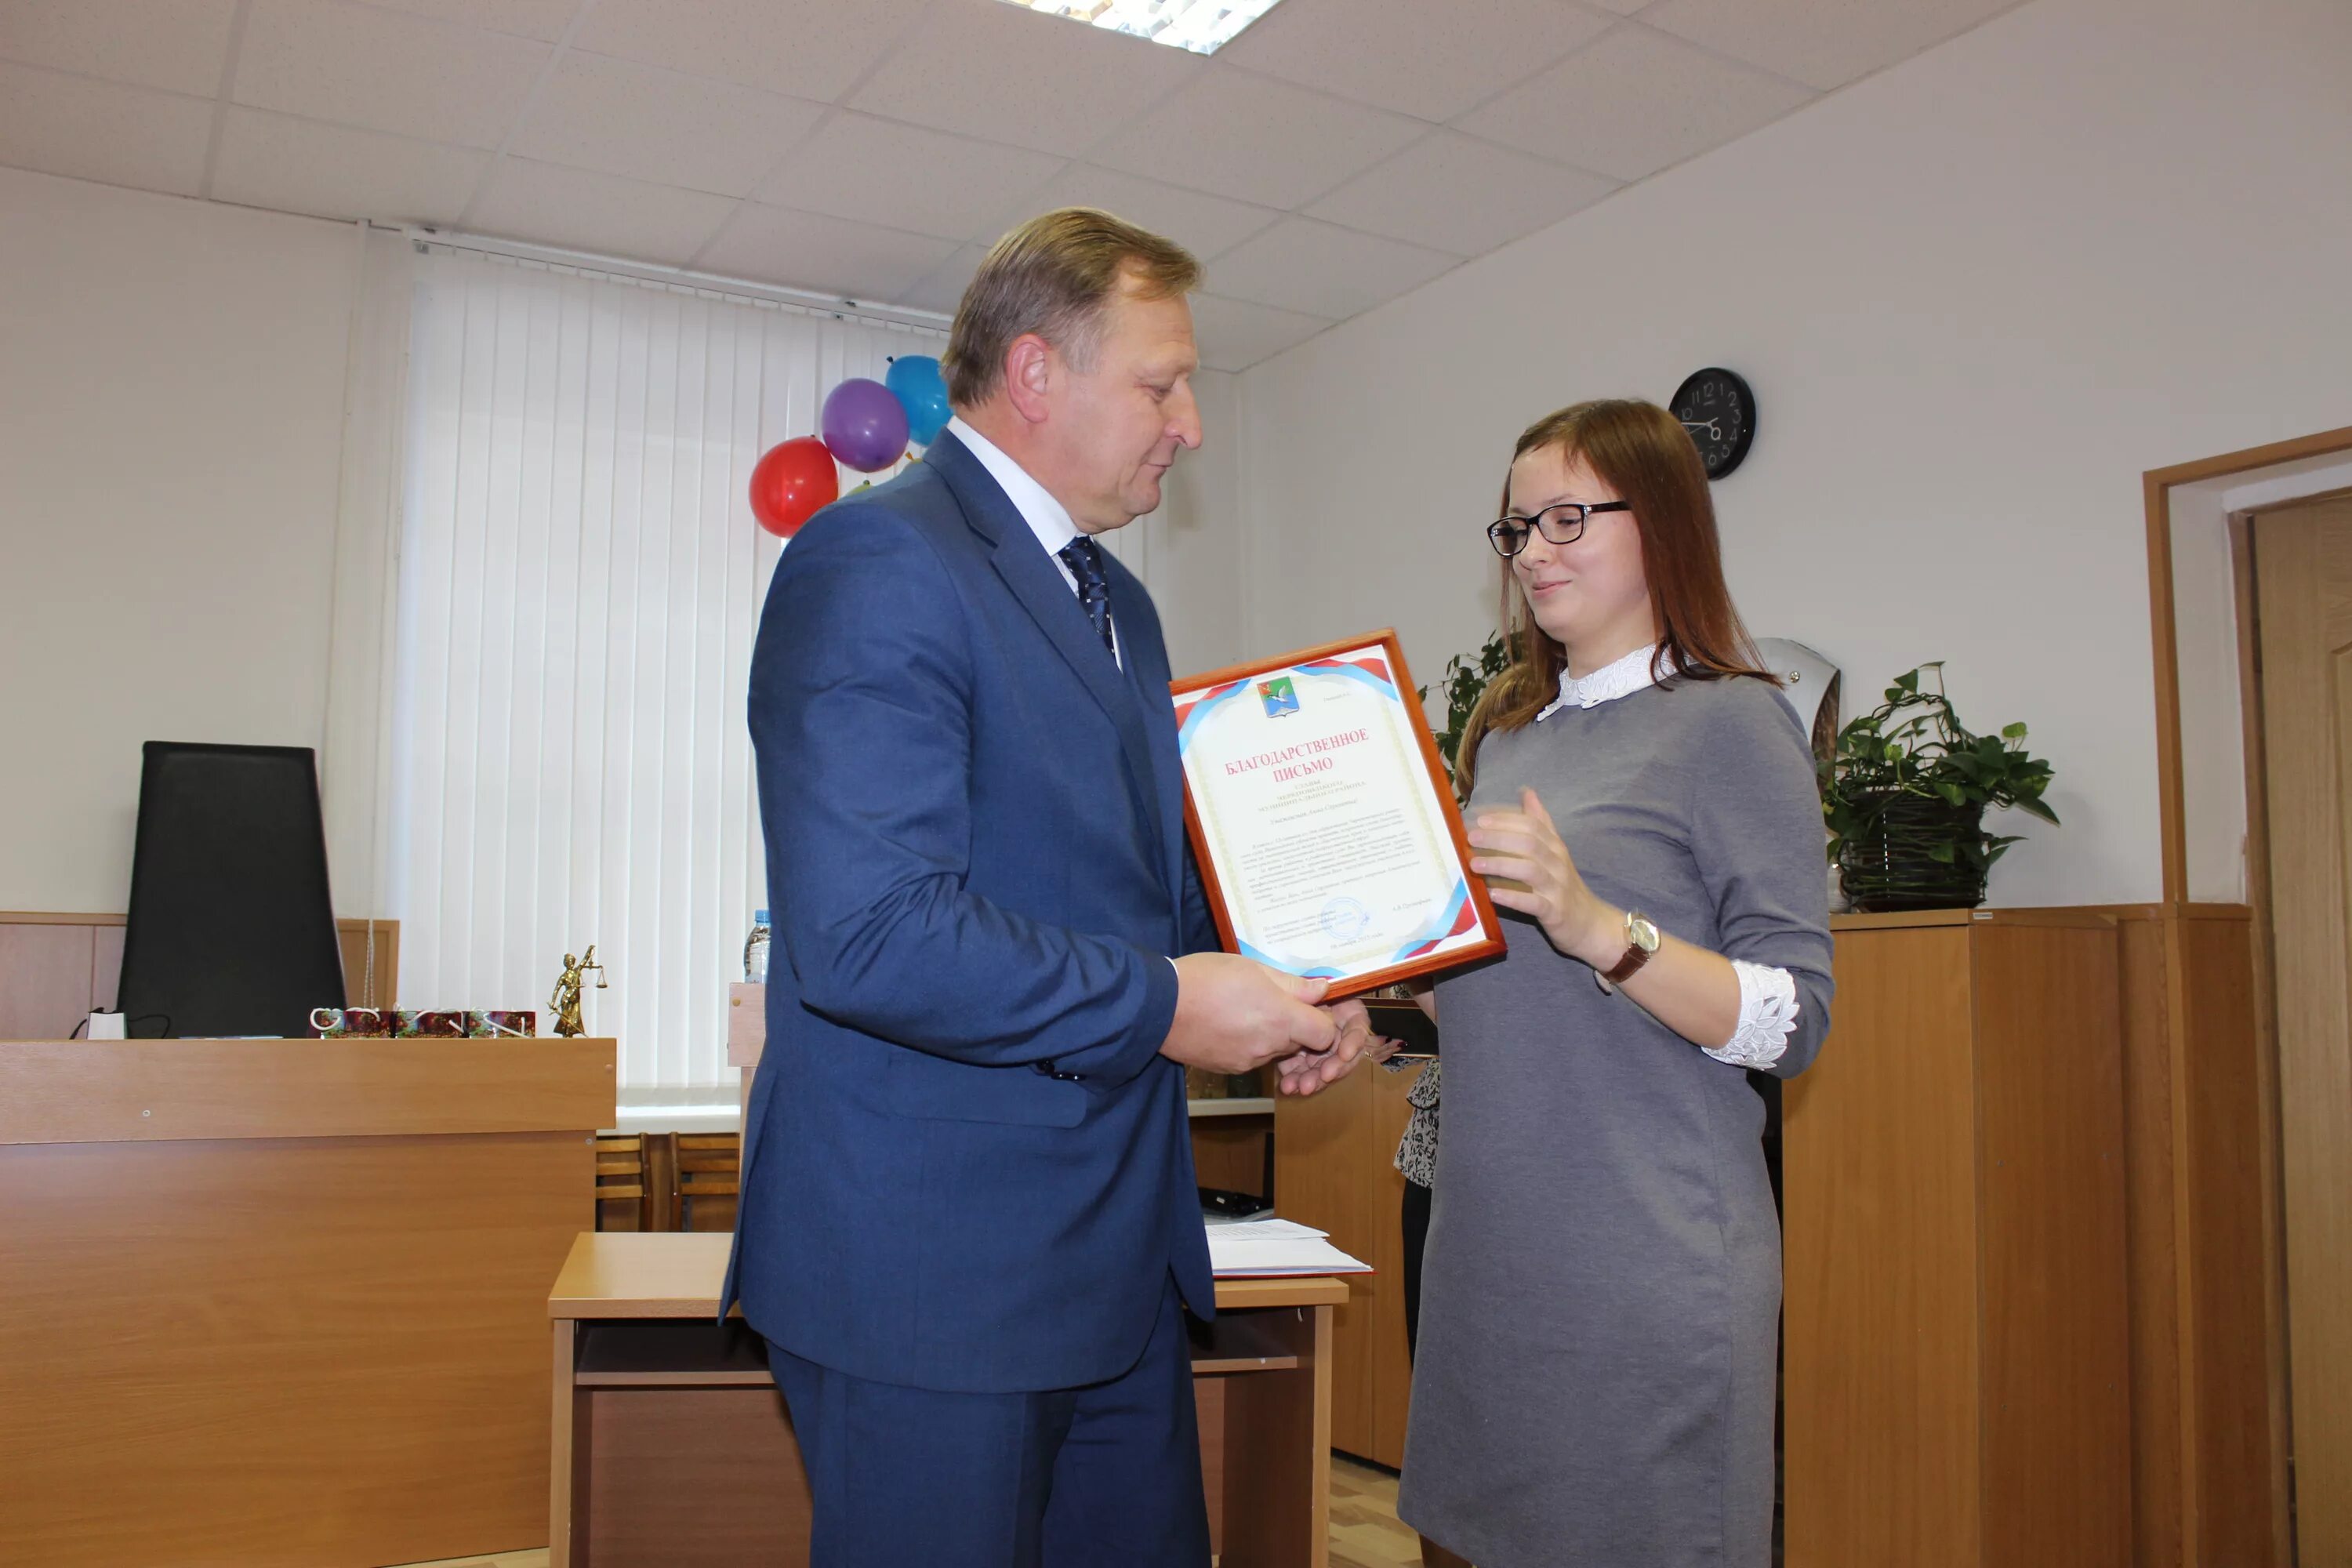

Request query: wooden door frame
[
  {"left": 2143, "top": 424, "right": 2352, "bottom": 1566},
  {"left": 2144, "top": 424, "right": 2352, "bottom": 901}
]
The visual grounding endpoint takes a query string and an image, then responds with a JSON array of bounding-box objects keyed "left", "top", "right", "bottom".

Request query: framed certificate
[{"left": 1171, "top": 630, "right": 1507, "bottom": 999}]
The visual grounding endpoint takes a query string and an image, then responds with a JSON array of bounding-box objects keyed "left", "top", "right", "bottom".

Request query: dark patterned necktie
[{"left": 1056, "top": 537, "right": 1116, "bottom": 658}]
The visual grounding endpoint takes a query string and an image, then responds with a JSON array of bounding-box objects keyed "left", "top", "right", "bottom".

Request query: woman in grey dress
[{"left": 1396, "top": 399, "right": 1832, "bottom": 1567}]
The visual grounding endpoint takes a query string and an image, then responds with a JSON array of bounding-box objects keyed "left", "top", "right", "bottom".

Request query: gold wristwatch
[{"left": 1595, "top": 911, "right": 1661, "bottom": 994}]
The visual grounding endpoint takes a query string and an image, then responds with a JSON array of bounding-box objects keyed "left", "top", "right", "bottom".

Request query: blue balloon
[{"left": 886, "top": 354, "right": 952, "bottom": 446}]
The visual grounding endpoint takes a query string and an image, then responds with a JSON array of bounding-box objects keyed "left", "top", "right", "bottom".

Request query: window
[{"left": 389, "top": 244, "right": 942, "bottom": 1112}]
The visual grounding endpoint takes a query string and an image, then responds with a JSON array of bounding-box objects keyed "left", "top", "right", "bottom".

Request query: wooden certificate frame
[{"left": 1170, "top": 630, "right": 1507, "bottom": 1000}]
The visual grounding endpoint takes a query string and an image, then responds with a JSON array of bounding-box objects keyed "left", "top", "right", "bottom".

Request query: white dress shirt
[{"left": 1534, "top": 642, "right": 1801, "bottom": 1069}]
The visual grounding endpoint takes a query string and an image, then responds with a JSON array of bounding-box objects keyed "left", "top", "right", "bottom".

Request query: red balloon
[{"left": 749, "top": 436, "right": 840, "bottom": 538}]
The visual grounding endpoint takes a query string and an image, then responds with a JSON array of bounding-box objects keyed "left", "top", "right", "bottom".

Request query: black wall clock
[{"left": 1671, "top": 367, "right": 1755, "bottom": 480}]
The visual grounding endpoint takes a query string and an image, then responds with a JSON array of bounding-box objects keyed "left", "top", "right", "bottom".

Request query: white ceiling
[{"left": 0, "top": 0, "right": 2027, "bottom": 370}]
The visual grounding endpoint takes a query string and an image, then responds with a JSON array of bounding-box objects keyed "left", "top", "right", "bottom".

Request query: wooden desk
[
  {"left": 0, "top": 1036, "right": 615, "bottom": 1568},
  {"left": 549, "top": 1232, "right": 1345, "bottom": 1567}
]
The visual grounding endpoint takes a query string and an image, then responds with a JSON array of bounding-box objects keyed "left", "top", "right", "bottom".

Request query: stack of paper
[{"left": 1204, "top": 1218, "right": 1372, "bottom": 1278}]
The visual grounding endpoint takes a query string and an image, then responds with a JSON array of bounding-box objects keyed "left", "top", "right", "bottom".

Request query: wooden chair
[
  {"left": 673, "top": 1133, "right": 740, "bottom": 1232},
  {"left": 594, "top": 1134, "right": 650, "bottom": 1231}
]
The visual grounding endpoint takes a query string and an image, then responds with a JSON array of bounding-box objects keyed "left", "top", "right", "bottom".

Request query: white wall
[
  {"left": 0, "top": 169, "right": 361, "bottom": 913},
  {"left": 1140, "top": 365, "right": 1247, "bottom": 680},
  {"left": 1232, "top": 0, "right": 2352, "bottom": 908},
  {"left": 0, "top": 161, "right": 1246, "bottom": 917}
]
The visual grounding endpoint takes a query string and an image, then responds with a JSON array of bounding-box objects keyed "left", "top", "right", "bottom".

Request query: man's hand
[
  {"left": 1272, "top": 996, "right": 1374, "bottom": 1097},
  {"left": 1162, "top": 953, "right": 1336, "bottom": 1075}
]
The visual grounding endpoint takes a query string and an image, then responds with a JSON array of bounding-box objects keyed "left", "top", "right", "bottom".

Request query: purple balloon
[{"left": 821, "top": 378, "right": 910, "bottom": 474}]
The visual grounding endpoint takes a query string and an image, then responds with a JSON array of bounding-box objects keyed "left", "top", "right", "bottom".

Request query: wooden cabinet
[
  {"left": 1273, "top": 1059, "right": 1417, "bottom": 1467},
  {"left": 1786, "top": 909, "right": 2131, "bottom": 1568}
]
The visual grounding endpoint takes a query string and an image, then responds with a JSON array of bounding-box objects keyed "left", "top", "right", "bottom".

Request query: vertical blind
[{"left": 391, "top": 244, "right": 942, "bottom": 1109}]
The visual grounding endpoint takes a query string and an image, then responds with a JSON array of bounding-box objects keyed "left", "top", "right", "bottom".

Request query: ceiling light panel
[{"left": 993, "top": 0, "right": 1285, "bottom": 56}]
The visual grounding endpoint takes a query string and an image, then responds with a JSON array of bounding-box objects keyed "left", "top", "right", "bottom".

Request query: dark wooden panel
[
  {"left": 2, "top": 914, "right": 397, "bottom": 1019},
  {"left": 0, "top": 922, "right": 98, "bottom": 1040},
  {"left": 1974, "top": 923, "right": 2132, "bottom": 1568},
  {"left": 1784, "top": 925, "right": 1981, "bottom": 1568},
  {"left": 586, "top": 1387, "right": 810, "bottom": 1568},
  {"left": 2176, "top": 914, "right": 2278, "bottom": 1567},
  {"left": 91, "top": 924, "right": 124, "bottom": 1011},
  {"left": 1190, "top": 1115, "right": 1271, "bottom": 1195},
  {"left": 1273, "top": 1064, "right": 1413, "bottom": 1467},
  {"left": 1218, "top": 1303, "right": 1327, "bottom": 1568},
  {"left": 2114, "top": 912, "right": 2184, "bottom": 1568}
]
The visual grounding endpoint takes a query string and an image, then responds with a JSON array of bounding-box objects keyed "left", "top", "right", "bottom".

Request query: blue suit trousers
[{"left": 768, "top": 1282, "right": 1210, "bottom": 1568}]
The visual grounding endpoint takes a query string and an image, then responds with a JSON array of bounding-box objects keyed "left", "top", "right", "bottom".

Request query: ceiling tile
[
  {"left": 699, "top": 203, "right": 960, "bottom": 303},
  {"left": 0, "top": 0, "right": 238, "bottom": 96},
  {"left": 1092, "top": 67, "right": 1423, "bottom": 211},
  {"left": 1215, "top": 0, "right": 1611, "bottom": 123},
  {"left": 1207, "top": 215, "right": 1454, "bottom": 321},
  {"left": 1008, "top": 164, "right": 1280, "bottom": 260},
  {"left": 1642, "top": 0, "right": 2024, "bottom": 92},
  {"left": 1187, "top": 292, "right": 1331, "bottom": 372},
  {"left": 466, "top": 155, "right": 737, "bottom": 264},
  {"left": 850, "top": 0, "right": 1200, "bottom": 157},
  {"left": 361, "top": 0, "right": 578, "bottom": 44},
  {"left": 1457, "top": 24, "right": 1812, "bottom": 182},
  {"left": 509, "top": 51, "right": 822, "bottom": 197},
  {"left": 1307, "top": 130, "right": 1617, "bottom": 255},
  {"left": 233, "top": 0, "right": 551, "bottom": 150},
  {"left": 902, "top": 243, "right": 986, "bottom": 316},
  {"left": 574, "top": 0, "right": 927, "bottom": 103},
  {"left": 760, "top": 112, "right": 1064, "bottom": 242},
  {"left": 211, "top": 107, "right": 487, "bottom": 223},
  {"left": 0, "top": 61, "right": 212, "bottom": 195}
]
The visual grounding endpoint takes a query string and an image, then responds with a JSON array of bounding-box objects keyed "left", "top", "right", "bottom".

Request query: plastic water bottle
[{"left": 744, "top": 909, "right": 771, "bottom": 984}]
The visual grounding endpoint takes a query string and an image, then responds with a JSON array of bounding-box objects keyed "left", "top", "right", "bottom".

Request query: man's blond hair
[{"left": 942, "top": 208, "right": 1200, "bottom": 408}]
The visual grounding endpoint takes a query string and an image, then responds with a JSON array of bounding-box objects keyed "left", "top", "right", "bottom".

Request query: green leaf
[
  {"left": 1928, "top": 842, "right": 1956, "bottom": 864},
  {"left": 2002, "top": 722, "right": 2027, "bottom": 740},
  {"left": 2013, "top": 797, "right": 2062, "bottom": 826}
]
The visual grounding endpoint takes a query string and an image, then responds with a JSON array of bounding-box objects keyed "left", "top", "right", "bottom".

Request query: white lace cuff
[{"left": 1708, "top": 960, "right": 1798, "bottom": 1069}]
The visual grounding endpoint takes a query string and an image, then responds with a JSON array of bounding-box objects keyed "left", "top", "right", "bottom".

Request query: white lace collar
[{"left": 1536, "top": 642, "right": 1670, "bottom": 721}]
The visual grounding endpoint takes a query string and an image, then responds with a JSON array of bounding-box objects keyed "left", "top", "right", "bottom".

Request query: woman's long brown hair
[{"left": 1457, "top": 398, "right": 1772, "bottom": 797}]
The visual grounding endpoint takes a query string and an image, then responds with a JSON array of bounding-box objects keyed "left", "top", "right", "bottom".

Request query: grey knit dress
[{"left": 1396, "top": 671, "right": 1833, "bottom": 1568}]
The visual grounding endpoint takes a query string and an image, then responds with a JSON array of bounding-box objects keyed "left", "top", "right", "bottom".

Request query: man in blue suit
[{"left": 730, "top": 209, "right": 1373, "bottom": 1567}]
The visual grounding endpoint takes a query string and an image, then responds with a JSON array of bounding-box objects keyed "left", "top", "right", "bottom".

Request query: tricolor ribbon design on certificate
[{"left": 1171, "top": 633, "right": 1505, "bottom": 998}]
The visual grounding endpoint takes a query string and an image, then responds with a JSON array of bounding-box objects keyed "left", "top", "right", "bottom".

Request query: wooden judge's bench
[{"left": 0, "top": 1034, "right": 617, "bottom": 1568}]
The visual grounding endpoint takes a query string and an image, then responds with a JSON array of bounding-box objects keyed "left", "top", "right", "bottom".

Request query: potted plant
[
  {"left": 1425, "top": 630, "right": 1512, "bottom": 800},
  {"left": 1822, "top": 664, "right": 2059, "bottom": 912}
]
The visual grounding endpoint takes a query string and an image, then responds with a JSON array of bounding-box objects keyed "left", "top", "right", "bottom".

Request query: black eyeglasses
[{"left": 1486, "top": 501, "right": 1632, "bottom": 557}]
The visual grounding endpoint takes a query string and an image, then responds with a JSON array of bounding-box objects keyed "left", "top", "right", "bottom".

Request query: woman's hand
[{"left": 1468, "top": 787, "right": 1618, "bottom": 966}]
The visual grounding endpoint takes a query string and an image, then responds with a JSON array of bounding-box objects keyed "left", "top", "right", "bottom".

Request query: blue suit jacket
[{"left": 724, "top": 431, "right": 1220, "bottom": 1394}]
